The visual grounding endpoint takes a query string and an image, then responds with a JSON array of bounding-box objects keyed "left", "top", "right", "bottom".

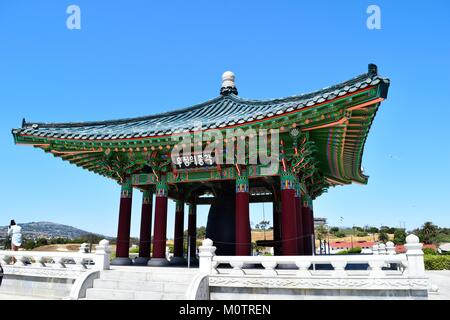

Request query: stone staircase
[{"left": 84, "top": 266, "right": 199, "bottom": 300}]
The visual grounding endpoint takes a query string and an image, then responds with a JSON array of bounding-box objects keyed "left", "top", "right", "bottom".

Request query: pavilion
[{"left": 11, "top": 64, "right": 389, "bottom": 265}]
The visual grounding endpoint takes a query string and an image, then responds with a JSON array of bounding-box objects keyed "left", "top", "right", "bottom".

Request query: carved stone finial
[{"left": 220, "top": 71, "right": 238, "bottom": 95}]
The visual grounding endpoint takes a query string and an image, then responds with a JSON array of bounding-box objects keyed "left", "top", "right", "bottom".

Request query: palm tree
[
  {"left": 315, "top": 225, "right": 328, "bottom": 254},
  {"left": 378, "top": 230, "right": 389, "bottom": 243},
  {"left": 420, "top": 221, "right": 438, "bottom": 244},
  {"left": 315, "top": 225, "right": 328, "bottom": 242}
]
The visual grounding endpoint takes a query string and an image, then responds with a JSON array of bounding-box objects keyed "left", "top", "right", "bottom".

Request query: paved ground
[
  {"left": 0, "top": 293, "right": 53, "bottom": 300},
  {"left": 426, "top": 270, "right": 450, "bottom": 300}
]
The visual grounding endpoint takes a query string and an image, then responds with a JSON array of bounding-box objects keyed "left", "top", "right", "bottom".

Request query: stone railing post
[
  {"left": 79, "top": 243, "right": 89, "bottom": 253},
  {"left": 33, "top": 255, "right": 45, "bottom": 267},
  {"left": 94, "top": 239, "right": 111, "bottom": 270},
  {"left": 368, "top": 260, "right": 385, "bottom": 277},
  {"left": 166, "top": 246, "right": 170, "bottom": 261},
  {"left": 386, "top": 241, "right": 396, "bottom": 255},
  {"left": 295, "top": 260, "right": 312, "bottom": 277},
  {"left": 261, "top": 261, "right": 278, "bottom": 276},
  {"left": 404, "top": 234, "right": 425, "bottom": 277},
  {"left": 198, "top": 238, "right": 217, "bottom": 274},
  {"left": 372, "top": 244, "right": 379, "bottom": 255},
  {"left": 331, "top": 260, "right": 348, "bottom": 277},
  {"left": 378, "top": 243, "right": 386, "bottom": 255}
]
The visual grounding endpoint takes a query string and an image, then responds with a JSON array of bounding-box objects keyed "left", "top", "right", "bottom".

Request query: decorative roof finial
[
  {"left": 220, "top": 71, "right": 238, "bottom": 95},
  {"left": 368, "top": 63, "right": 378, "bottom": 76}
]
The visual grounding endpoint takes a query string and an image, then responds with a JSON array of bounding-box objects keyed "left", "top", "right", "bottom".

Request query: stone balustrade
[
  {"left": 205, "top": 252, "right": 408, "bottom": 277},
  {"left": 0, "top": 240, "right": 111, "bottom": 299},
  {"left": 199, "top": 234, "right": 429, "bottom": 298},
  {"left": 0, "top": 239, "right": 111, "bottom": 277}
]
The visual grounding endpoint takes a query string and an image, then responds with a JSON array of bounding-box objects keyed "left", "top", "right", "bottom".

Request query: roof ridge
[
  {"left": 22, "top": 95, "right": 227, "bottom": 129},
  {"left": 227, "top": 72, "right": 381, "bottom": 105},
  {"left": 18, "top": 66, "right": 388, "bottom": 130}
]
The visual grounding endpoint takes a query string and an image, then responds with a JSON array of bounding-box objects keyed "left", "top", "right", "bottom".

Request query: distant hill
[{"left": 0, "top": 221, "right": 110, "bottom": 240}]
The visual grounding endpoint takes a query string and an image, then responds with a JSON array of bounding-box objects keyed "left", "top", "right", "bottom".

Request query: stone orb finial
[
  {"left": 222, "top": 71, "right": 235, "bottom": 85},
  {"left": 202, "top": 238, "right": 213, "bottom": 247},
  {"left": 406, "top": 234, "right": 419, "bottom": 244},
  {"left": 220, "top": 71, "right": 238, "bottom": 95},
  {"left": 99, "top": 239, "right": 110, "bottom": 246}
]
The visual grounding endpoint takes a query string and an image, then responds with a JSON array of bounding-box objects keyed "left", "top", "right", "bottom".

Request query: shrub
[
  {"left": 336, "top": 247, "right": 361, "bottom": 255},
  {"left": 424, "top": 255, "right": 450, "bottom": 270},
  {"left": 356, "top": 232, "right": 368, "bottom": 237},
  {"left": 21, "top": 239, "right": 37, "bottom": 250},
  {"left": 347, "top": 247, "right": 362, "bottom": 254},
  {"left": 423, "top": 248, "right": 437, "bottom": 255},
  {"left": 367, "top": 227, "right": 379, "bottom": 234},
  {"left": 330, "top": 227, "right": 339, "bottom": 234},
  {"left": 36, "top": 238, "right": 48, "bottom": 247},
  {"left": 129, "top": 246, "right": 139, "bottom": 254},
  {"left": 394, "top": 229, "right": 407, "bottom": 245},
  {"left": 335, "top": 231, "right": 346, "bottom": 238}
]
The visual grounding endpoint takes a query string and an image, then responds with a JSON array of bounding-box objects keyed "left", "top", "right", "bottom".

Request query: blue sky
[{"left": 0, "top": 1, "right": 449, "bottom": 237}]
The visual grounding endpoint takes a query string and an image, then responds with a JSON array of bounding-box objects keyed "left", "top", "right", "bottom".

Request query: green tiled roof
[{"left": 12, "top": 65, "right": 389, "bottom": 141}]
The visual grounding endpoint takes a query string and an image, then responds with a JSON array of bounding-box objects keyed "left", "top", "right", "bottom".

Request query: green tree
[
  {"left": 393, "top": 228, "right": 407, "bottom": 245},
  {"left": 197, "top": 226, "right": 206, "bottom": 239},
  {"left": 335, "top": 231, "right": 346, "bottom": 238},
  {"left": 73, "top": 233, "right": 104, "bottom": 244},
  {"left": 258, "top": 220, "right": 270, "bottom": 232},
  {"left": 356, "top": 231, "right": 368, "bottom": 237},
  {"left": 367, "top": 227, "right": 379, "bottom": 234},
  {"left": 380, "top": 226, "right": 395, "bottom": 234},
  {"left": 36, "top": 238, "right": 48, "bottom": 247},
  {"left": 315, "top": 225, "right": 328, "bottom": 241},
  {"left": 330, "top": 227, "right": 339, "bottom": 234},
  {"left": 418, "top": 221, "right": 438, "bottom": 244},
  {"left": 378, "top": 230, "right": 389, "bottom": 243},
  {"left": 22, "top": 238, "right": 36, "bottom": 250},
  {"left": 184, "top": 226, "right": 207, "bottom": 240}
]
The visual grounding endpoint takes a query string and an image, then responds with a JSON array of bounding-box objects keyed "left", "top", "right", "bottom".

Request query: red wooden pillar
[
  {"left": 235, "top": 174, "right": 251, "bottom": 256},
  {"left": 171, "top": 200, "right": 185, "bottom": 264},
  {"left": 187, "top": 203, "right": 197, "bottom": 261},
  {"left": 111, "top": 177, "right": 133, "bottom": 265},
  {"left": 302, "top": 197, "right": 313, "bottom": 255},
  {"left": 273, "top": 198, "right": 282, "bottom": 256},
  {"left": 149, "top": 177, "right": 169, "bottom": 265},
  {"left": 280, "top": 173, "right": 298, "bottom": 255},
  {"left": 295, "top": 182, "right": 304, "bottom": 255},
  {"left": 135, "top": 190, "right": 153, "bottom": 265}
]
